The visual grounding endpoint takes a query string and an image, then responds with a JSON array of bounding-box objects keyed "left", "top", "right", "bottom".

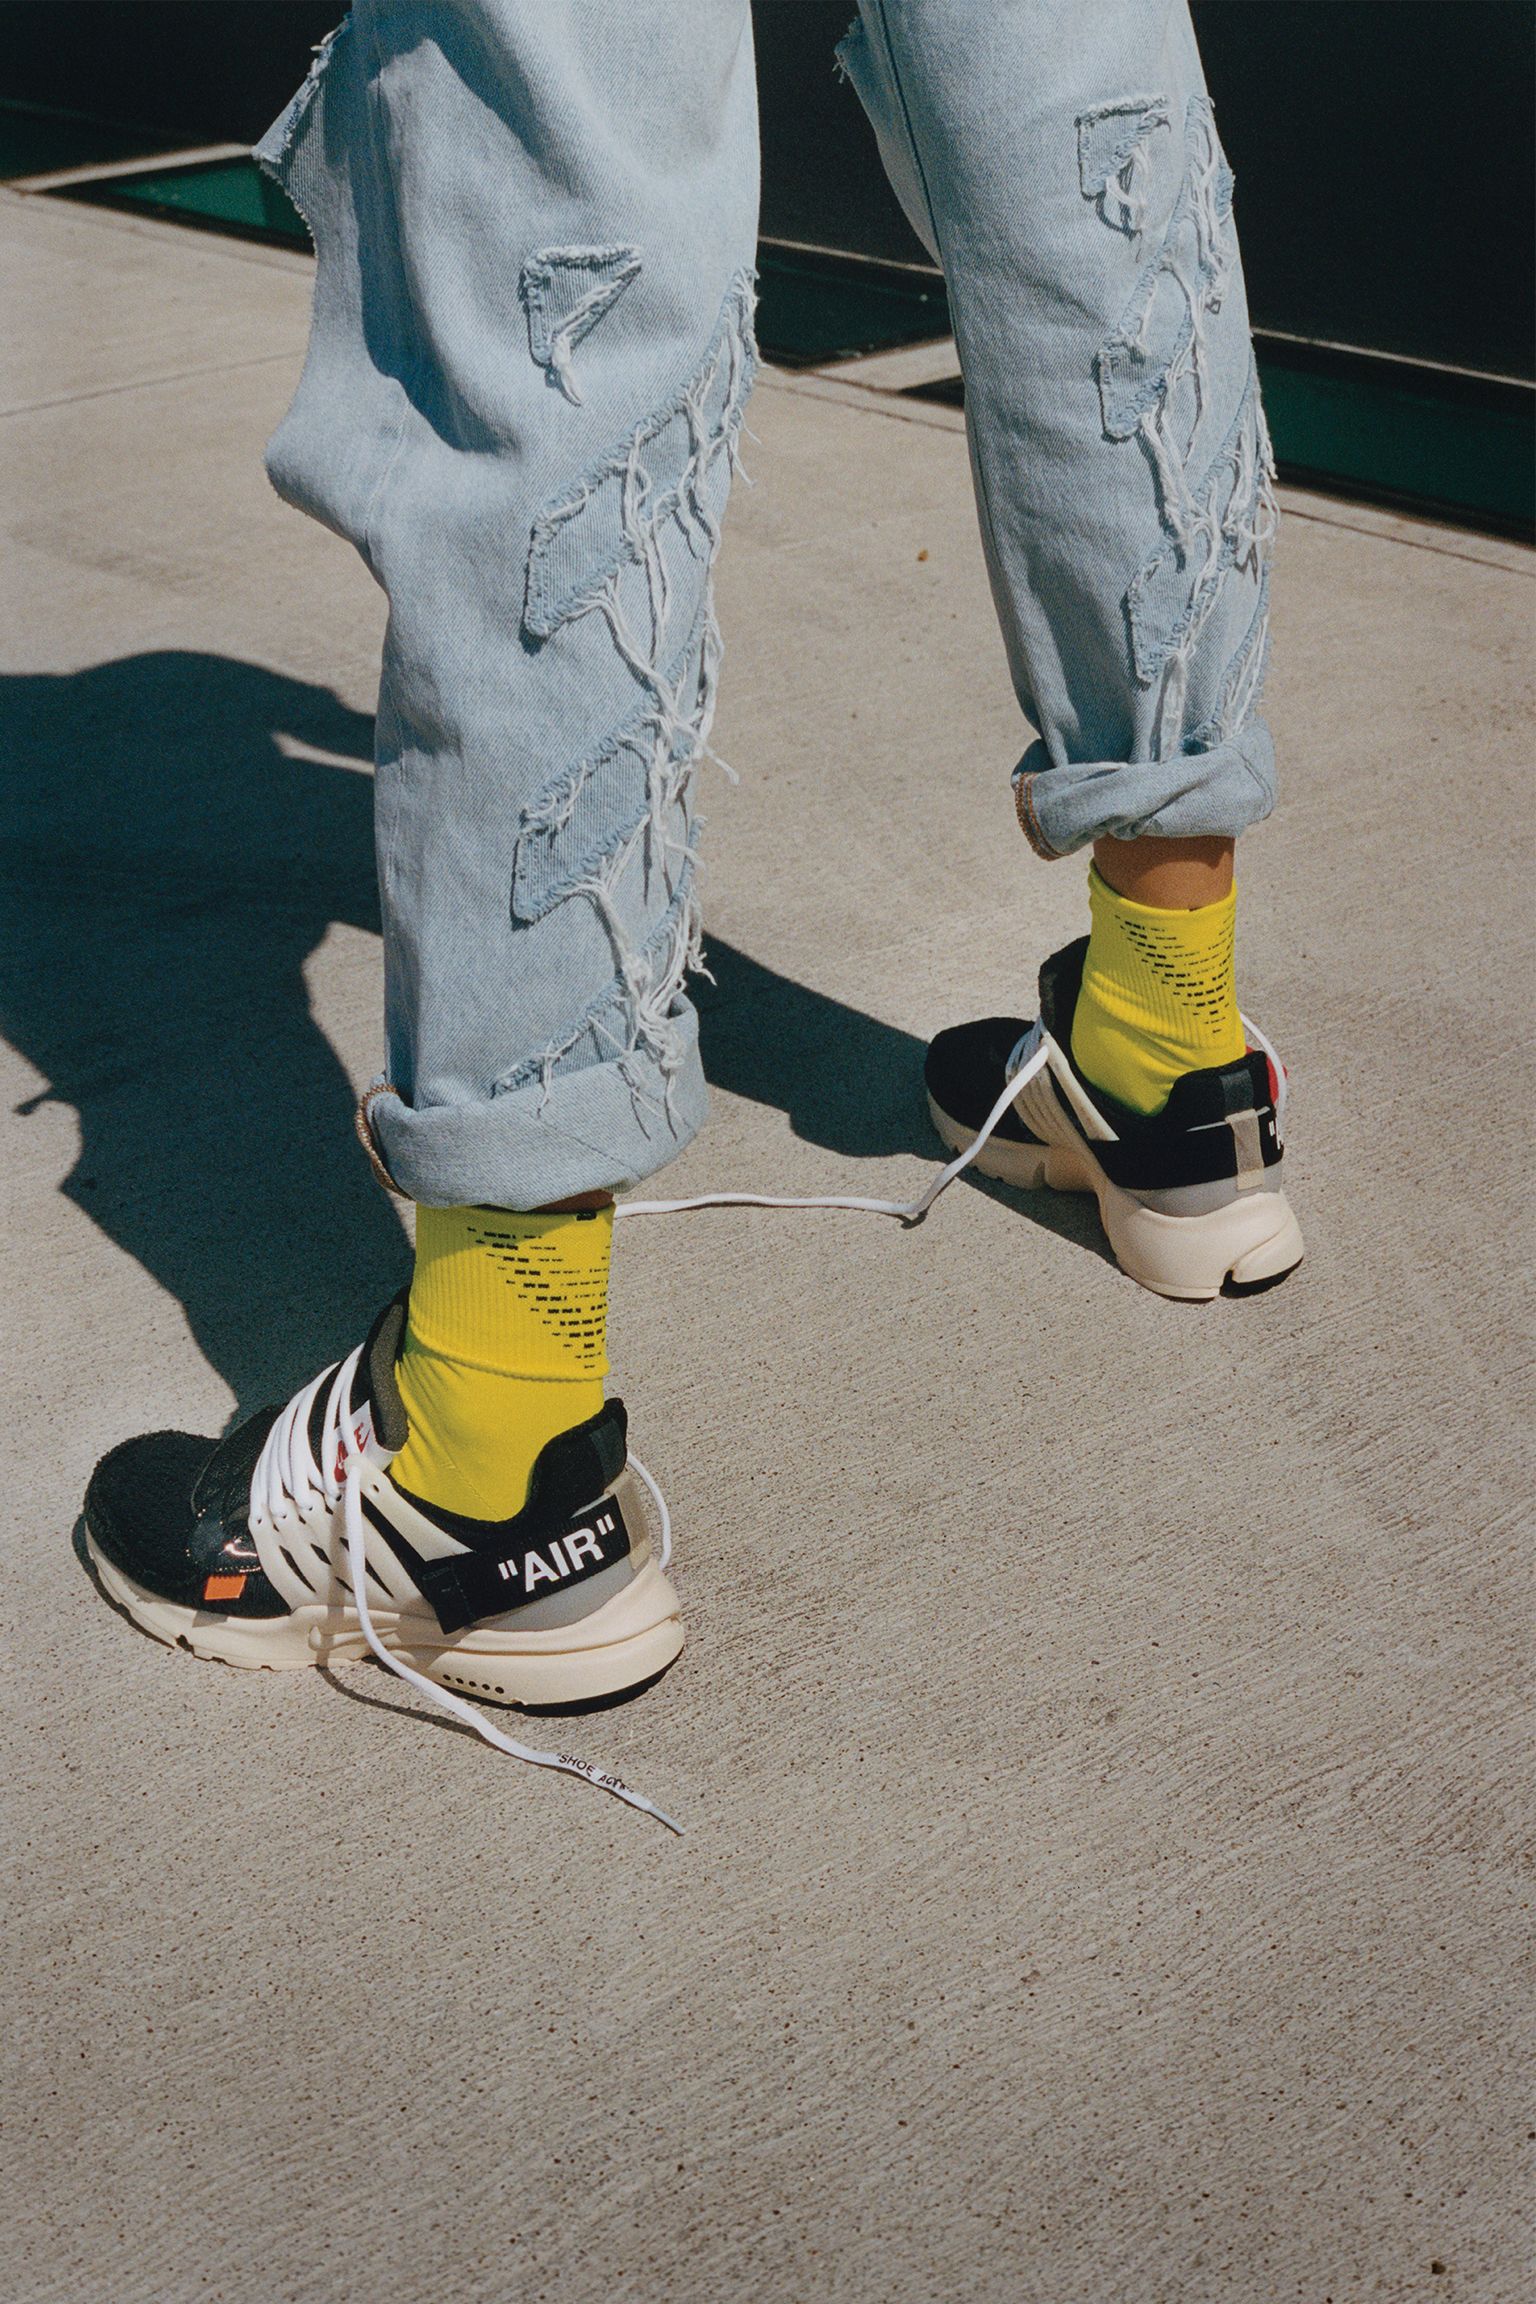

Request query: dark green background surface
[{"left": 6, "top": 1, "right": 1533, "bottom": 531}]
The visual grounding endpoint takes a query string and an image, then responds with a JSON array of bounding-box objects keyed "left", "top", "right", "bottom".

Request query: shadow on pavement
[
  {"left": 695, "top": 946, "right": 1110, "bottom": 1264},
  {"left": 2, "top": 651, "right": 407, "bottom": 1413},
  {"left": 1, "top": 650, "right": 1104, "bottom": 1423},
  {"left": 695, "top": 942, "right": 936, "bottom": 1163}
]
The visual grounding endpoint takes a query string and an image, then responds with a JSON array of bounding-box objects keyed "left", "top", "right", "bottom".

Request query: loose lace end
[
  {"left": 331, "top": 1399, "right": 681, "bottom": 1834},
  {"left": 296, "top": 1009, "right": 1284, "bottom": 1841},
  {"left": 618, "top": 1029, "right": 1049, "bottom": 1227}
]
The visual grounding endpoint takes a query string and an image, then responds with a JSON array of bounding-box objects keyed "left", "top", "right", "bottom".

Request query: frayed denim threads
[{"left": 259, "top": 0, "right": 1278, "bottom": 1203}]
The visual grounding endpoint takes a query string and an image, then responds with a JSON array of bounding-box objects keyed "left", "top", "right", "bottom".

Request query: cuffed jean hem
[
  {"left": 359, "top": 1027, "right": 711, "bottom": 1210},
  {"left": 1012, "top": 719, "right": 1277, "bottom": 860}
]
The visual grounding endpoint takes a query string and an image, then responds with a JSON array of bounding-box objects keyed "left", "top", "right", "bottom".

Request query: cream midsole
[
  {"left": 928, "top": 1092, "right": 1303, "bottom": 1301},
  {"left": 87, "top": 1539, "right": 684, "bottom": 1707}
]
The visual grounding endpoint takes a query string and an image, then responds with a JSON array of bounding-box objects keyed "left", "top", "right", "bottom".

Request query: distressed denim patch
[
  {"left": 1186, "top": 569, "right": 1271, "bottom": 755},
  {"left": 497, "top": 864, "right": 702, "bottom": 1116},
  {"left": 1077, "top": 95, "right": 1172, "bottom": 236},
  {"left": 1093, "top": 97, "right": 1234, "bottom": 458},
  {"left": 1124, "top": 372, "right": 1273, "bottom": 689},
  {"left": 523, "top": 272, "right": 755, "bottom": 643},
  {"left": 509, "top": 274, "right": 753, "bottom": 1116},
  {"left": 519, "top": 245, "right": 642, "bottom": 406},
  {"left": 1080, "top": 92, "right": 1276, "bottom": 763},
  {"left": 511, "top": 632, "right": 709, "bottom": 924}
]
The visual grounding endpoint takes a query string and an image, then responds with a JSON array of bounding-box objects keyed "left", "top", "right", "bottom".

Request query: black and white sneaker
[
  {"left": 85, "top": 1295, "right": 685, "bottom": 1823},
  {"left": 925, "top": 938, "right": 1303, "bottom": 1300}
]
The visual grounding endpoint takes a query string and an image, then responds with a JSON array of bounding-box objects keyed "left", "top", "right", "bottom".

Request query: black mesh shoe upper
[
  {"left": 84, "top": 1292, "right": 417, "bottom": 1620},
  {"left": 924, "top": 1014, "right": 1043, "bottom": 1142},
  {"left": 85, "top": 1290, "right": 635, "bottom": 1631},
  {"left": 86, "top": 1404, "right": 291, "bottom": 1617}
]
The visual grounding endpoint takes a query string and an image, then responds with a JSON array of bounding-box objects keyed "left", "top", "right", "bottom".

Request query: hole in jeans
[{"left": 519, "top": 245, "right": 643, "bottom": 406}]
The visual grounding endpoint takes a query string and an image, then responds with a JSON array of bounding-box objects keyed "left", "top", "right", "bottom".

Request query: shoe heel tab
[
  {"left": 363, "top": 1290, "right": 412, "bottom": 1452},
  {"left": 389, "top": 1398, "right": 632, "bottom": 1563},
  {"left": 1246, "top": 1047, "right": 1282, "bottom": 1118},
  {"left": 589, "top": 1397, "right": 629, "bottom": 1489},
  {"left": 1159, "top": 1050, "right": 1276, "bottom": 1131},
  {"left": 523, "top": 1398, "right": 628, "bottom": 1523},
  {"left": 1037, "top": 937, "right": 1088, "bottom": 1042}
]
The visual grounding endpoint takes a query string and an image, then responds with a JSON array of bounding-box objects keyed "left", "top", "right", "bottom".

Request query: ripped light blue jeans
[{"left": 257, "top": 0, "right": 1277, "bottom": 1211}]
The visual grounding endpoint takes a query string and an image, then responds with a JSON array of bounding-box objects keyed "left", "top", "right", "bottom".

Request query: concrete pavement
[{"left": 3, "top": 189, "right": 1532, "bottom": 2304}]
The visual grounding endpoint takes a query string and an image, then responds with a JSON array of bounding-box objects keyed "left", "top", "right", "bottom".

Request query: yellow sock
[
  {"left": 392, "top": 1204, "right": 612, "bottom": 1520},
  {"left": 1070, "top": 864, "right": 1246, "bottom": 1115}
]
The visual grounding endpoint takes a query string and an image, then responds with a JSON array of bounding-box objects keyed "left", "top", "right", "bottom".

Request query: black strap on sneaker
[
  {"left": 397, "top": 1491, "right": 635, "bottom": 1635},
  {"left": 372, "top": 1398, "right": 635, "bottom": 1634}
]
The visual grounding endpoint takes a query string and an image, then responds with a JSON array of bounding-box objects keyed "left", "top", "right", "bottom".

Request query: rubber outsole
[
  {"left": 928, "top": 1092, "right": 1303, "bottom": 1302},
  {"left": 86, "top": 1535, "right": 684, "bottom": 1710}
]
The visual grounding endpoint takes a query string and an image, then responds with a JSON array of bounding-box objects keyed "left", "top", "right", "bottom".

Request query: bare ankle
[{"left": 1092, "top": 834, "right": 1235, "bottom": 910}]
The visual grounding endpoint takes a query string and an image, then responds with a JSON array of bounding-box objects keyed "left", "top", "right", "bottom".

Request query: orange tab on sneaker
[{"left": 202, "top": 1573, "right": 246, "bottom": 1602}]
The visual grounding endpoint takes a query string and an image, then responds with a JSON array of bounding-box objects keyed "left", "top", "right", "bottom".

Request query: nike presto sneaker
[
  {"left": 925, "top": 937, "right": 1303, "bottom": 1300},
  {"left": 84, "top": 1294, "right": 683, "bottom": 1716}
]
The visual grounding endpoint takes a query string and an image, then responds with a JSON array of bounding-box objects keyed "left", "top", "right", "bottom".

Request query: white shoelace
[
  {"left": 617, "top": 1012, "right": 1285, "bottom": 1222},
  {"left": 619, "top": 1025, "right": 1052, "bottom": 1223},
  {"left": 249, "top": 1345, "right": 683, "bottom": 1833},
  {"left": 251, "top": 1015, "right": 1282, "bottom": 1830}
]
